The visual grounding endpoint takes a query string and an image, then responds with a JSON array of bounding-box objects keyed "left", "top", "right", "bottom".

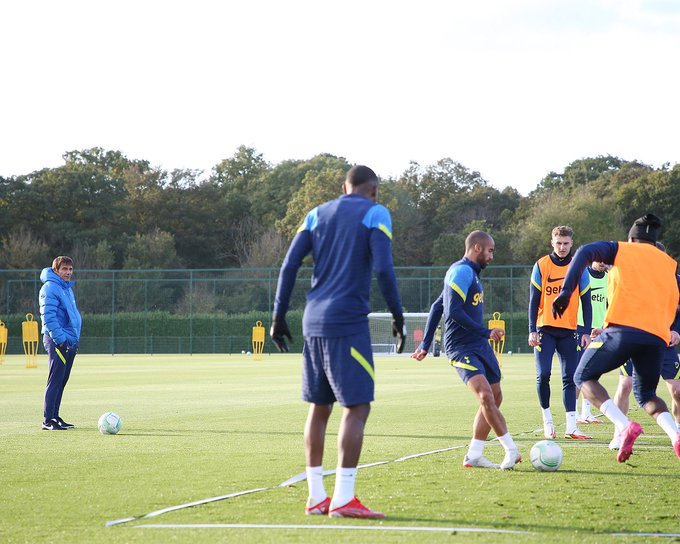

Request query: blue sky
[{"left": 1, "top": 0, "right": 678, "bottom": 195}]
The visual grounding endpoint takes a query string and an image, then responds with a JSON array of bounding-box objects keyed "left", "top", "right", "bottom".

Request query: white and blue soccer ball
[
  {"left": 98, "top": 412, "right": 122, "bottom": 435},
  {"left": 530, "top": 440, "right": 563, "bottom": 471}
]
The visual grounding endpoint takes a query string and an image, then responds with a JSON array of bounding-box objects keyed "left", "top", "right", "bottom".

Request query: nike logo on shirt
[
  {"left": 547, "top": 276, "right": 564, "bottom": 283},
  {"left": 591, "top": 287, "right": 605, "bottom": 292}
]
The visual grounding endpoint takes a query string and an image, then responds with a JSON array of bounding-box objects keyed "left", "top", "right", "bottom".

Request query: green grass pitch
[{"left": 0, "top": 352, "right": 678, "bottom": 544}]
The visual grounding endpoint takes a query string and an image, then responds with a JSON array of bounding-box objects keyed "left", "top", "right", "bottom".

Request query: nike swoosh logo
[
  {"left": 591, "top": 287, "right": 604, "bottom": 292},
  {"left": 546, "top": 276, "right": 564, "bottom": 283}
]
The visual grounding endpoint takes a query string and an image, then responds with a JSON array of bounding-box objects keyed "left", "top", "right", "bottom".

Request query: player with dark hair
[
  {"left": 271, "top": 165, "right": 405, "bottom": 519},
  {"left": 553, "top": 214, "right": 680, "bottom": 462},
  {"left": 528, "top": 226, "right": 593, "bottom": 440},
  {"left": 40, "top": 256, "right": 82, "bottom": 430},
  {"left": 607, "top": 241, "right": 680, "bottom": 450},
  {"left": 412, "top": 230, "right": 521, "bottom": 470}
]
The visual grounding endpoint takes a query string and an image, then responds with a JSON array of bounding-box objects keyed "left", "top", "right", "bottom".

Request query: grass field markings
[
  {"left": 134, "top": 523, "right": 533, "bottom": 534},
  {"left": 608, "top": 533, "right": 680, "bottom": 538},
  {"left": 105, "top": 487, "right": 271, "bottom": 528},
  {"left": 106, "top": 444, "right": 472, "bottom": 528},
  {"left": 105, "top": 421, "right": 675, "bottom": 530}
]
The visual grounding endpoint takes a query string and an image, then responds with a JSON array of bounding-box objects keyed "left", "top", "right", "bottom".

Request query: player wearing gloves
[
  {"left": 552, "top": 214, "right": 680, "bottom": 463},
  {"left": 39, "top": 256, "right": 82, "bottom": 431},
  {"left": 411, "top": 231, "right": 521, "bottom": 470},
  {"left": 271, "top": 165, "right": 405, "bottom": 519}
]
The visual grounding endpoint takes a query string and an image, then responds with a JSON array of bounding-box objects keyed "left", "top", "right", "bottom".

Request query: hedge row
[
  {"left": 1, "top": 310, "right": 532, "bottom": 355},
  {"left": 0, "top": 310, "right": 304, "bottom": 339}
]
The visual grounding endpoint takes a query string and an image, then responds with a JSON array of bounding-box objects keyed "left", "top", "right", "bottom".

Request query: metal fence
[{"left": 0, "top": 266, "right": 533, "bottom": 355}]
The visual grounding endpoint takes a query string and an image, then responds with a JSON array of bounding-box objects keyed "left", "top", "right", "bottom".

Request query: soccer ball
[
  {"left": 246, "top": 351, "right": 251, "bottom": 356},
  {"left": 98, "top": 412, "right": 122, "bottom": 435},
  {"left": 530, "top": 440, "right": 562, "bottom": 471},
  {"left": 241, "top": 350, "right": 246, "bottom": 354}
]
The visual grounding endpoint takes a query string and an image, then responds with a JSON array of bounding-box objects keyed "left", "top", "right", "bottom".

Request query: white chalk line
[
  {"left": 106, "top": 426, "right": 548, "bottom": 528},
  {"left": 110, "top": 421, "right": 675, "bottom": 530},
  {"left": 136, "top": 523, "right": 531, "bottom": 534},
  {"left": 608, "top": 533, "right": 680, "bottom": 538},
  {"left": 106, "top": 444, "right": 467, "bottom": 527},
  {"left": 134, "top": 525, "right": 680, "bottom": 538}
]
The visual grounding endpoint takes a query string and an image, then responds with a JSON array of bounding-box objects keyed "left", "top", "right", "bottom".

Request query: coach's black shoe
[
  {"left": 57, "top": 417, "right": 75, "bottom": 429},
  {"left": 42, "top": 418, "right": 66, "bottom": 431}
]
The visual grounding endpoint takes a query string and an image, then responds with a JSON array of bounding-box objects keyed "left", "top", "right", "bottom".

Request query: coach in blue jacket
[{"left": 39, "top": 256, "right": 82, "bottom": 431}]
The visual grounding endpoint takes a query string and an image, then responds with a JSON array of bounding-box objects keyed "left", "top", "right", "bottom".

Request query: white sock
[
  {"left": 655, "top": 411, "right": 679, "bottom": 441},
  {"left": 306, "top": 466, "right": 327, "bottom": 503},
  {"left": 565, "top": 411, "right": 577, "bottom": 434},
  {"left": 467, "top": 439, "right": 485, "bottom": 459},
  {"left": 581, "top": 398, "right": 592, "bottom": 418},
  {"left": 600, "top": 399, "right": 629, "bottom": 432},
  {"left": 330, "top": 467, "right": 357, "bottom": 509},
  {"left": 542, "top": 407, "right": 553, "bottom": 423},
  {"left": 497, "top": 432, "right": 517, "bottom": 452}
]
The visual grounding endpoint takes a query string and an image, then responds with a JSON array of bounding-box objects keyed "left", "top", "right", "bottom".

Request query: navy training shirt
[
  {"left": 442, "top": 257, "right": 492, "bottom": 356},
  {"left": 274, "top": 193, "right": 403, "bottom": 337}
]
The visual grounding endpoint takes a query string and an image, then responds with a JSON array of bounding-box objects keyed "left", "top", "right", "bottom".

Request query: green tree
[
  {"left": 251, "top": 154, "right": 350, "bottom": 227},
  {"left": 379, "top": 178, "right": 430, "bottom": 265},
  {"left": 18, "top": 149, "right": 136, "bottom": 262},
  {"left": 612, "top": 164, "right": 680, "bottom": 257},
  {"left": 1, "top": 228, "right": 51, "bottom": 269},
  {"left": 71, "top": 240, "right": 115, "bottom": 269},
  {"left": 211, "top": 145, "right": 270, "bottom": 191},
  {"left": 533, "top": 155, "right": 625, "bottom": 195},
  {"left": 277, "top": 161, "right": 350, "bottom": 236},
  {"left": 123, "top": 228, "right": 180, "bottom": 269},
  {"left": 510, "top": 185, "right": 622, "bottom": 263}
]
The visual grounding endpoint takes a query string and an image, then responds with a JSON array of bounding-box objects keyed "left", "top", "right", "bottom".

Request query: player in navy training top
[
  {"left": 412, "top": 231, "right": 521, "bottom": 470},
  {"left": 528, "top": 225, "right": 593, "bottom": 440},
  {"left": 553, "top": 214, "right": 680, "bottom": 463},
  {"left": 271, "top": 165, "right": 405, "bottom": 519}
]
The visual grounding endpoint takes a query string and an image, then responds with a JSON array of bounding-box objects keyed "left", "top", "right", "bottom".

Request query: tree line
[{"left": 1, "top": 147, "right": 678, "bottom": 269}]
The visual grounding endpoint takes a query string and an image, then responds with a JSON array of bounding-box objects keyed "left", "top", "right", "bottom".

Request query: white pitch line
[
  {"left": 105, "top": 487, "right": 270, "bottom": 527},
  {"left": 609, "top": 533, "right": 680, "bottom": 538},
  {"left": 278, "top": 445, "right": 465, "bottom": 486},
  {"left": 136, "top": 523, "right": 532, "bottom": 534},
  {"left": 135, "top": 524, "right": 680, "bottom": 538},
  {"left": 105, "top": 424, "right": 544, "bottom": 528}
]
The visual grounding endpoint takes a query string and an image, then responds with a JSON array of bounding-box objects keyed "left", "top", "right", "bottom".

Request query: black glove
[
  {"left": 270, "top": 315, "right": 292, "bottom": 353},
  {"left": 552, "top": 291, "right": 570, "bottom": 319},
  {"left": 392, "top": 314, "right": 407, "bottom": 354}
]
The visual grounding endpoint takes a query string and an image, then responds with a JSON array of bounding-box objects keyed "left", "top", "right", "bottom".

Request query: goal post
[{"left": 368, "top": 313, "right": 431, "bottom": 355}]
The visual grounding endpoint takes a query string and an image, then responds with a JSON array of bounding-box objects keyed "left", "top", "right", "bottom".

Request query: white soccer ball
[
  {"left": 246, "top": 351, "right": 251, "bottom": 356},
  {"left": 98, "top": 412, "right": 122, "bottom": 435},
  {"left": 530, "top": 440, "right": 562, "bottom": 471},
  {"left": 241, "top": 350, "right": 246, "bottom": 354}
]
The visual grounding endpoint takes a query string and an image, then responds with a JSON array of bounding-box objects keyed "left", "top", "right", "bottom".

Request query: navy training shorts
[
  {"left": 575, "top": 326, "right": 665, "bottom": 406},
  {"left": 302, "top": 331, "right": 375, "bottom": 407},
  {"left": 449, "top": 343, "right": 501, "bottom": 385}
]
